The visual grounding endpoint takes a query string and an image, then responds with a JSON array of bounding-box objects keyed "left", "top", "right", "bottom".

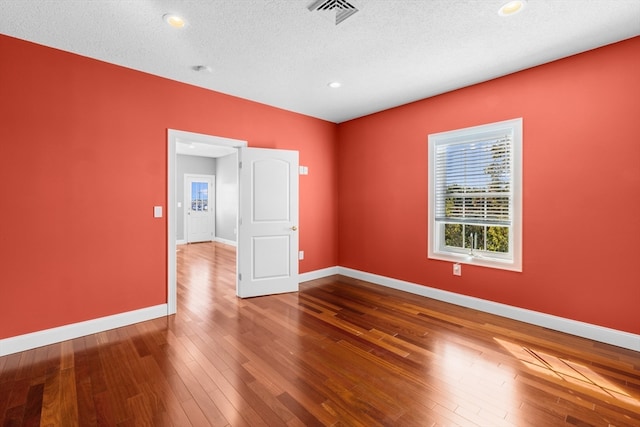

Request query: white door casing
[
  {"left": 237, "top": 147, "right": 299, "bottom": 298},
  {"left": 185, "top": 174, "right": 215, "bottom": 243},
  {"left": 167, "top": 129, "right": 247, "bottom": 315}
]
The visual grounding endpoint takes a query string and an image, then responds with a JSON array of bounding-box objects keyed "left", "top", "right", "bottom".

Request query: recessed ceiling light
[
  {"left": 163, "top": 13, "right": 186, "bottom": 29},
  {"left": 498, "top": 0, "right": 527, "bottom": 16},
  {"left": 328, "top": 81, "right": 342, "bottom": 89}
]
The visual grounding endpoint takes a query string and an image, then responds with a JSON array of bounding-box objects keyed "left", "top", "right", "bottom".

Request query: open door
[{"left": 237, "top": 147, "right": 299, "bottom": 298}]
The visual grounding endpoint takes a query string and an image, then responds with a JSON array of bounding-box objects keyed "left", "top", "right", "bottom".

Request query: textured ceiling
[{"left": 1, "top": 0, "right": 639, "bottom": 123}]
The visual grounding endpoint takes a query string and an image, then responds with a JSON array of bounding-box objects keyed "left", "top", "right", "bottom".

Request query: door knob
[{"left": 290, "top": 226, "right": 298, "bottom": 231}]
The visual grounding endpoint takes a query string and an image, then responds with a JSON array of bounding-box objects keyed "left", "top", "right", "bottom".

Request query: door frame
[
  {"left": 167, "top": 129, "right": 247, "bottom": 315},
  {"left": 184, "top": 173, "right": 215, "bottom": 243}
]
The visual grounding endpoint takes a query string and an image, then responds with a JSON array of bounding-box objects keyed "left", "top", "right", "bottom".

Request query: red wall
[
  {"left": 2, "top": 34, "right": 638, "bottom": 341},
  {"left": 0, "top": 35, "right": 338, "bottom": 339},
  {"left": 337, "top": 37, "right": 640, "bottom": 335}
]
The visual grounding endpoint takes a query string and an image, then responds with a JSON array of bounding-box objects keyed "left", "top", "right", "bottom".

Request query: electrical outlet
[
  {"left": 453, "top": 263, "right": 462, "bottom": 276},
  {"left": 299, "top": 250, "right": 304, "bottom": 260}
]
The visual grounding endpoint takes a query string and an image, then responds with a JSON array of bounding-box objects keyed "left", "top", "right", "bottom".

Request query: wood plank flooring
[{"left": 1, "top": 241, "right": 639, "bottom": 426}]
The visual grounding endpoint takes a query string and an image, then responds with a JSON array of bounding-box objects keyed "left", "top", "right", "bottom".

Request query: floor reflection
[{"left": 495, "top": 337, "right": 639, "bottom": 408}]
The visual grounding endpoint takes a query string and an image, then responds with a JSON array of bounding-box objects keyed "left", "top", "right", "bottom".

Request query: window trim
[{"left": 428, "top": 118, "right": 522, "bottom": 272}]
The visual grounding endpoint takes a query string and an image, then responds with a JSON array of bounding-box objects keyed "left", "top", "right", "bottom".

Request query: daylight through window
[{"left": 428, "top": 118, "right": 522, "bottom": 271}]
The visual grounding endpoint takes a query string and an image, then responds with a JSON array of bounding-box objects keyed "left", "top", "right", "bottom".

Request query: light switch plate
[{"left": 154, "top": 206, "right": 163, "bottom": 218}]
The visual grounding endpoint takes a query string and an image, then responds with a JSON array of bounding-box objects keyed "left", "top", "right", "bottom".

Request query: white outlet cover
[{"left": 453, "top": 263, "right": 462, "bottom": 276}]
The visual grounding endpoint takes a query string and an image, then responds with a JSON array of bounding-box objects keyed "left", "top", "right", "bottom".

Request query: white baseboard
[
  {"left": 215, "top": 237, "right": 237, "bottom": 247},
  {"left": 3, "top": 268, "right": 637, "bottom": 356},
  {"left": 299, "top": 266, "right": 340, "bottom": 283},
  {"left": 0, "top": 304, "right": 168, "bottom": 357},
  {"left": 177, "top": 239, "right": 236, "bottom": 247},
  {"left": 337, "top": 267, "right": 640, "bottom": 352}
]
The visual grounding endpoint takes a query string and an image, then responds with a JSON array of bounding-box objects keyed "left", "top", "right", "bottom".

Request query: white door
[
  {"left": 186, "top": 175, "right": 215, "bottom": 243},
  {"left": 237, "top": 147, "right": 299, "bottom": 298}
]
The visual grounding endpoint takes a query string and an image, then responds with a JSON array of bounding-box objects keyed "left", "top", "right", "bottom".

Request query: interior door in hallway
[
  {"left": 237, "top": 147, "right": 299, "bottom": 298},
  {"left": 186, "top": 174, "right": 215, "bottom": 243}
]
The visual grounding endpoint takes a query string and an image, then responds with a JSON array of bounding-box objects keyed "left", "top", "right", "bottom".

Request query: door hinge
[
  {"left": 239, "top": 161, "right": 242, "bottom": 169},
  {"left": 238, "top": 273, "right": 242, "bottom": 281}
]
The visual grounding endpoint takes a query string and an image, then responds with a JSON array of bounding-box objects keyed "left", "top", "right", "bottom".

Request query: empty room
[{"left": 1, "top": 1, "right": 639, "bottom": 426}]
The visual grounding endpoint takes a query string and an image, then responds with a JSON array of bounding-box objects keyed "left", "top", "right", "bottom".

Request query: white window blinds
[{"left": 434, "top": 134, "right": 513, "bottom": 227}]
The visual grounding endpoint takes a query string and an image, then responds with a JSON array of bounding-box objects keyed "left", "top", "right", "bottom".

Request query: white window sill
[{"left": 429, "top": 251, "right": 522, "bottom": 272}]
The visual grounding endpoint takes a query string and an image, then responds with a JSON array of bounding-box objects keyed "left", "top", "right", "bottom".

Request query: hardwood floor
[{"left": 1, "top": 242, "right": 639, "bottom": 426}]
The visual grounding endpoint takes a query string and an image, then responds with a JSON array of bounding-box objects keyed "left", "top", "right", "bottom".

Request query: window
[
  {"left": 428, "top": 118, "right": 522, "bottom": 271},
  {"left": 191, "top": 181, "right": 209, "bottom": 211}
]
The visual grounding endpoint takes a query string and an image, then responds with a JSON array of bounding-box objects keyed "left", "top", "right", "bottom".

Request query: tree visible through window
[
  {"left": 428, "top": 118, "right": 522, "bottom": 271},
  {"left": 191, "top": 181, "right": 209, "bottom": 211}
]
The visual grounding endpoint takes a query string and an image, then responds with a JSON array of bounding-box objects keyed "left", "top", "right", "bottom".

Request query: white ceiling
[{"left": 1, "top": 1, "right": 639, "bottom": 123}]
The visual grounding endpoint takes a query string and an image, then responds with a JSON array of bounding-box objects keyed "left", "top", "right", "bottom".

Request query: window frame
[{"left": 428, "top": 118, "right": 523, "bottom": 272}]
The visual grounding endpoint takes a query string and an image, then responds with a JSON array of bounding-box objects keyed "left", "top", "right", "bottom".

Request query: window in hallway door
[{"left": 191, "top": 181, "right": 209, "bottom": 211}]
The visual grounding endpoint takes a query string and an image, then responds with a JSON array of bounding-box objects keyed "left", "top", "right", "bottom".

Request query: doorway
[
  {"left": 167, "top": 129, "right": 247, "bottom": 314},
  {"left": 168, "top": 129, "right": 300, "bottom": 313}
]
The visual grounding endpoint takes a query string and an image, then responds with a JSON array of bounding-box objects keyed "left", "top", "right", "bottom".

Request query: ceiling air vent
[{"left": 307, "top": 0, "right": 359, "bottom": 25}]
